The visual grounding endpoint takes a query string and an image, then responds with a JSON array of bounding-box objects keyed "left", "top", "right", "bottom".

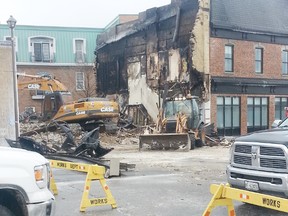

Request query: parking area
[{"left": 51, "top": 146, "right": 288, "bottom": 216}]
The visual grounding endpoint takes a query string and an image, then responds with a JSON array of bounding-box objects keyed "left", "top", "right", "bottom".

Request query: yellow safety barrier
[
  {"left": 203, "top": 183, "right": 288, "bottom": 216},
  {"left": 49, "top": 160, "right": 117, "bottom": 212}
]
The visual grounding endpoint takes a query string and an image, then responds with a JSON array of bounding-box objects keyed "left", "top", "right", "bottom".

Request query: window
[
  {"left": 282, "top": 50, "right": 288, "bottom": 75},
  {"left": 225, "top": 45, "right": 234, "bottom": 72},
  {"left": 247, "top": 97, "right": 268, "bottom": 133},
  {"left": 217, "top": 96, "right": 240, "bottom": 136},
  {"left": 275, "top": 97, "right": 288, "bottom": 120},
  {"left": 34, "top": 43, "right": 50, "bottom": 62},
  {"left": 255, "top": 48, "right": 263, "bottom": 73},
  {"left": 29, "top": 36, "right": 55, "bottom": 62},
  {"left": 73, "top": 39, "right": 86, "bottom": 63},
  {"left": 76, "top": 72, "right": 85, "bottom": 90}
]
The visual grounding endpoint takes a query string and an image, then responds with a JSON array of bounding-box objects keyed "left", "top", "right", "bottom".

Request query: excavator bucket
[{"left": 139, "top": 133, "right": 191, "bottom": 151}]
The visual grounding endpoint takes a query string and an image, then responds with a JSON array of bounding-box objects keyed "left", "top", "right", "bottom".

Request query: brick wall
[
  {"left": 210, "top": 38, "right": 286, "bottom": 79},
  {"left": 17, "top": 65, "right": 96, "bottom": 114},
  {"left": 210, "top": 37, "right": 288, "bottom": 135}
]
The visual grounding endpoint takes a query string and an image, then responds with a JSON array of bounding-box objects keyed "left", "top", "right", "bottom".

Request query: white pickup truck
[{"left": 0, "top": 146, "right": 55, "bottom": 216}]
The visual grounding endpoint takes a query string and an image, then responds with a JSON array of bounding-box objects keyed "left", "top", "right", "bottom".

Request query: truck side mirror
[{"left": 271, "top": 119, "right": 282, "bottom": 128}]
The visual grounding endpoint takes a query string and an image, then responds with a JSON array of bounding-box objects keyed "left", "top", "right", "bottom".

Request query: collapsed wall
[
  {"left": 0, "top": 42, "right": 16, "bottom": 145},
  {"left": 95, "top": 0, "right": 210, "bottom": 123}
]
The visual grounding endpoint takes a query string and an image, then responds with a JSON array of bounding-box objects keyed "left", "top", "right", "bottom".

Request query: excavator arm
[
  {"left": 17, "top": 74, "right": 68, "bottom": 92},
  {"left": 17, "top": 73, "right": 120, "bottom": 132}
]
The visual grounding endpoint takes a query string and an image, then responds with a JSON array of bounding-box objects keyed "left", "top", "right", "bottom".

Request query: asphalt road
[{"left": 51, "top": 147, "right": 288, "bottom": 216}]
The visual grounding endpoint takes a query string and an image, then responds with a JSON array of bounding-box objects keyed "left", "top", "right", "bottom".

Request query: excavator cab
[{"left": 42, "top": 92, "right": 73, "bottom": 121}]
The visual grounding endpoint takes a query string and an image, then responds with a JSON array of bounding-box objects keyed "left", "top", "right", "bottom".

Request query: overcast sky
[{"left": 0, "top": 0, "right": 171, "bottom": 28}]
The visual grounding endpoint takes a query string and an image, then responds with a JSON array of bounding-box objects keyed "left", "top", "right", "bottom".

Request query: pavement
[{"left": 51, "top": 146, "right": 288, "bottom": 216}]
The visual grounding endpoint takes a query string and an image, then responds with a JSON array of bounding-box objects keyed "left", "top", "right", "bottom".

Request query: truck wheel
[{"left": 0, "top": 205, "right": 15, "bottom": 216}]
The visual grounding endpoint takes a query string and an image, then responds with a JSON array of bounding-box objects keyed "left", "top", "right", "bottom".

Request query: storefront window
[
  {"left": 217, "top": 96, "right": 240, "bottom": 136},
  {"left": 247, "top": 97, "right": 268, "bottom": 133}
]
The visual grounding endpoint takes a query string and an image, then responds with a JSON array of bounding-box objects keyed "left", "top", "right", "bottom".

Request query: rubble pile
[
  {"left": 20, "top": 122, "right": 140, "bottom": 151},
  {"left": 20, "top": 123, "right": 83, "bottom": 149},
  {"left": 19, "top": 121, "right": 227, "bottom": 152}
]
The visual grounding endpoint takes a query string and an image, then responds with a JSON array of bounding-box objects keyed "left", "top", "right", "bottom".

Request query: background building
[
  {"left": 0, "top": 24, "right": 102, "bottom": 113},
  {"left": 0, "top": 42, "right": 16, "bottom": 143},
  {"left": 210, "top": 0, "right": 288, "bottom": 136}
]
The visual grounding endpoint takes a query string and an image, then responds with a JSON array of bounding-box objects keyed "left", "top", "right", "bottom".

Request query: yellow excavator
[{"left": 17, "top": 74, "right": 119, "bottom": 131}]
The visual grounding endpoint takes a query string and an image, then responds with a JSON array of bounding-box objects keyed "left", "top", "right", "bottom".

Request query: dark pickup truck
[{"left": 227, "top": 117, "right": 288, "bottom": 196}]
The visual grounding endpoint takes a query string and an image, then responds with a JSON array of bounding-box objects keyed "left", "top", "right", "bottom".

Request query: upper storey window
[
  {"left": 73, "top": 38, "right": 86, "bottom": 63},
  {"left": 29, "top": 36, "right": 55, "bottom": 63},
  {"left": 282, "top": 50, "right": 288, "bottom": 75},
  {"left": 255, "top": 47, "right": 263, "bottom": 74},
  {"left": 225, "top": 45, "right": 234, "bottom": 72}
]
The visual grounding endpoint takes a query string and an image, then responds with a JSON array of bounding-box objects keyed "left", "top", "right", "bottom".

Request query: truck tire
[{"left": 0, "top": 205, "right": 15, "bottom": 216}]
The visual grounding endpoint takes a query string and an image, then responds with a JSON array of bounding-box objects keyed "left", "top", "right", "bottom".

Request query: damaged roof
[
  {"left": 211, "top": 0, "right": 288, "bottom": 36},
  {"left": 96, "top": 0, "right": 196, "bottom": 49}
]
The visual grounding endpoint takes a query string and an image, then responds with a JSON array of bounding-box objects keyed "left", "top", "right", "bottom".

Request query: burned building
[
  {"left": 97, "top": 0, "right": 288, "bottom": 137},
  {"left": 95, "top": 0, "right": 210, "bottom": 123}
]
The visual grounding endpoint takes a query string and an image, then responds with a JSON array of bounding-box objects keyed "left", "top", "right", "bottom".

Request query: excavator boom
[
  {"left": 17, "top": 73, "right": 120, "bottom": 131},
  {"left": 17, "top": 74, "right": 68, "bottom": 92}
]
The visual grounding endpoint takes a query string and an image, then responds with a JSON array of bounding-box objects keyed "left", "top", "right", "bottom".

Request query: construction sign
[
  {"left": 49, "top": 160, "right": 117, "bottom": 212},
  {"left": 203, "top": 184, "right": 288, "bottom": 216}
]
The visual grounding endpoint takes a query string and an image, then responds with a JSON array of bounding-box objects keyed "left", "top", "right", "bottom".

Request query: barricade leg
[
  {"left": 50, "top": 172, "right": 58, "bottom": 195},
  {"left": 99, "top": 178, "right": 117, "bottom": 208},
  {"left": 202, "top": 184, "right": 236, "bottom": 216},
  {"left": 226, "top": 199, "right": 235, "bottom": 216},
  {"left": 80, "top": 165, "right": 117, "bottom": 212}
]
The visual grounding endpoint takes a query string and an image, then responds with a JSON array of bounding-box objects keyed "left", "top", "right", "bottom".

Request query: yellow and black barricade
[
  {"left": 203, "top": 183, "right": 288, "bottom": 216},
  {"left": 49, "top": 160, "right": 117, "bottom": 212}
]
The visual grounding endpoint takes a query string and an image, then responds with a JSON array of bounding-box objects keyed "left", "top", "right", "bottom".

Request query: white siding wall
[
  {"left": 0, "top": 44, "right": 16, "bottom": 145},
  {"left": 127, "top": 62, "right": 159, "bottom": 122}
]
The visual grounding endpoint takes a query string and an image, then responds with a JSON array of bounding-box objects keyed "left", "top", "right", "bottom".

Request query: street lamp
[{"left": 7, "top": 15, "right": 20, "bottom": 140}]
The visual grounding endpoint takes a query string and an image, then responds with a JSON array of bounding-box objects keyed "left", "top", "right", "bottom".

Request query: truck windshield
[{"left": 165, "top": 99, "right": 198, "bottom": 118}]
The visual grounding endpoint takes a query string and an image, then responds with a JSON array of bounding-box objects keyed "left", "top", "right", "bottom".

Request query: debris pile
[
  {"left": 15, "top": 122, "right": 113, "bottom": 159},
  {"left": 20, "top": 122, "right": 84, "bottom": 150},
  {"left": 19, "top": 121, "right": 140, "bottom": 152}
]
